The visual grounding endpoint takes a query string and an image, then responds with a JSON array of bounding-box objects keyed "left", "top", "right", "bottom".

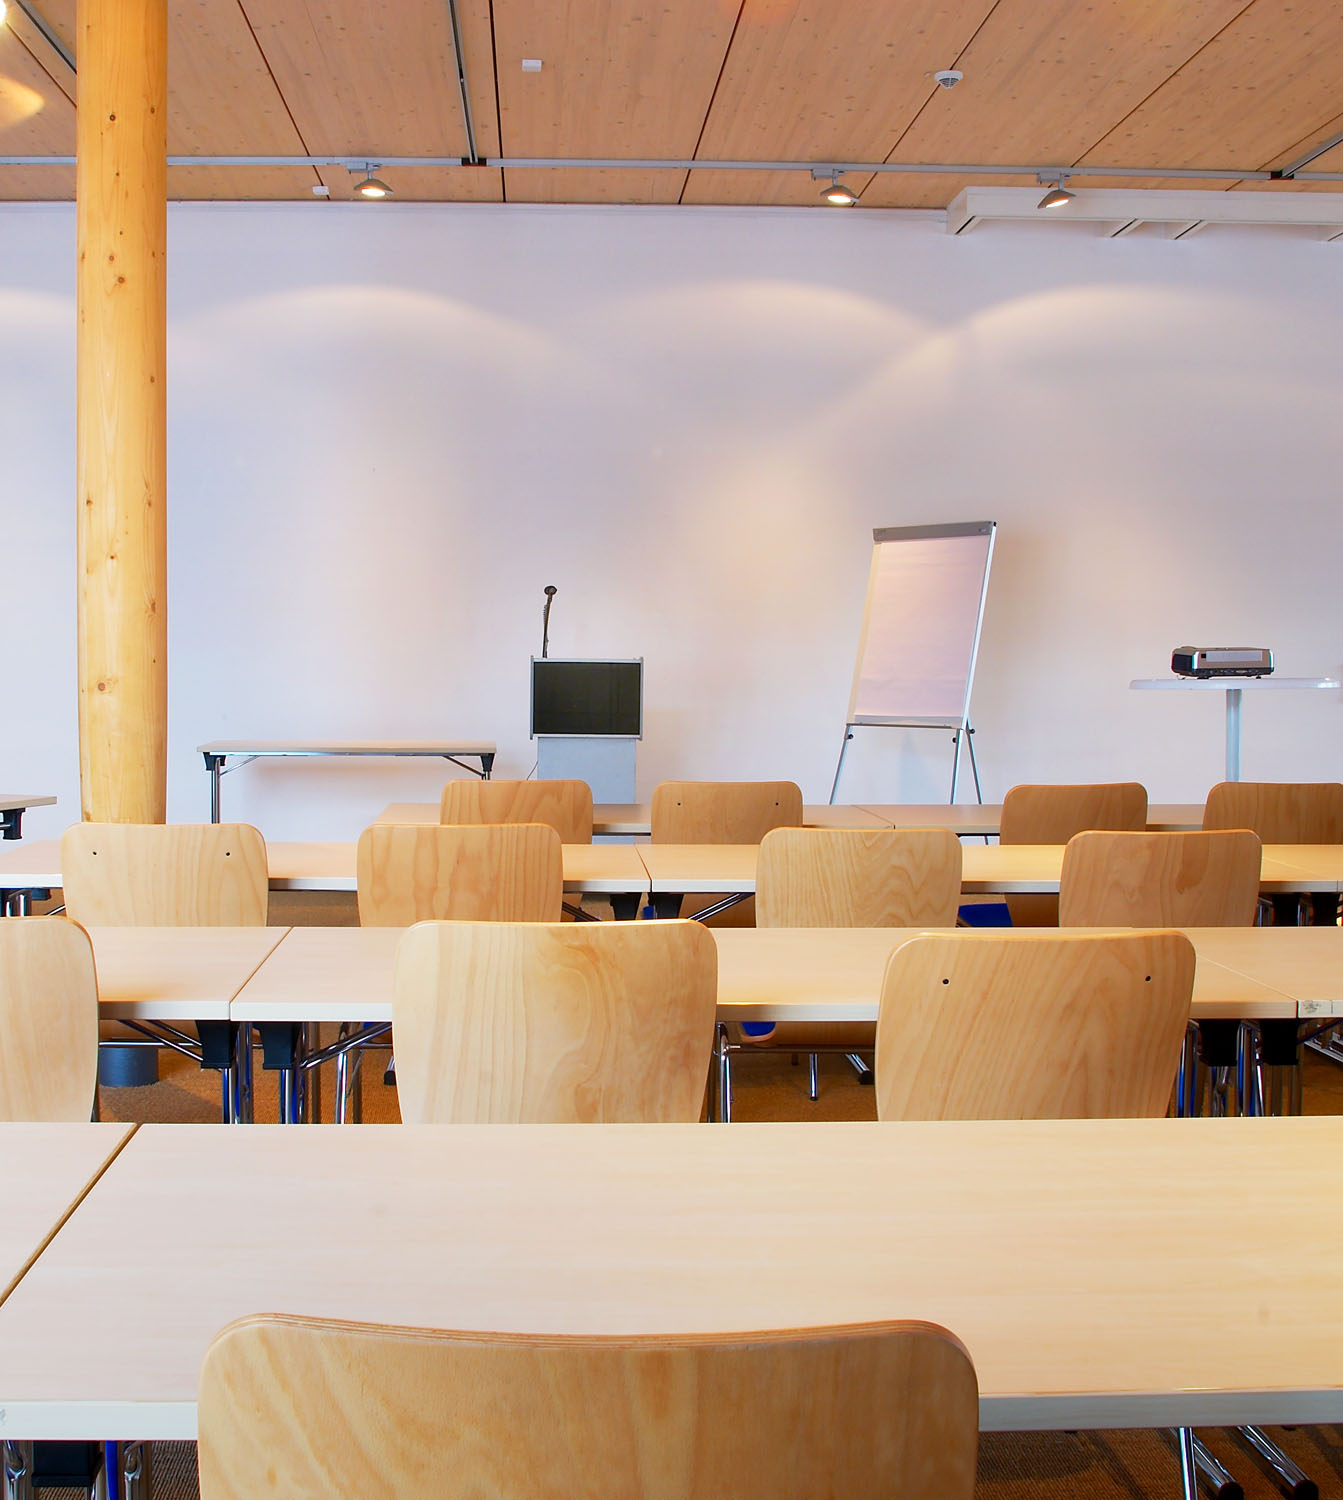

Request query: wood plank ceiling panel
[
  {"left": 863, "top": 0, "right": 1253, "bottom": 209},
  {"left": 0, "top": 26, "right": 74, "bottom": 199},
  {"left": 21, "top": 0, "right": 321, "bottom": 199},
  {"left": 493, "top": 0, "right": 741, "bottom": 203},
  {"left": 1079, "top": 0, "right": 1343, "bottom": 192},
  {"left": 684, "top": 0, "right": 995, "bottom": 208},
  {"left": 238, "top": 0, "right": 501, "bottom": 201}
]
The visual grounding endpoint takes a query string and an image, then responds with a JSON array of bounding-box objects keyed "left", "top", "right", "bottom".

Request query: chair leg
[
  {"left": 1174, "top": 1427, "right": 1199, "bottom": 1500},
  {"left": 1235, "top": 1425, "right": 1317, "bottom": 1498},
  {"left": 2, "top": 1439, "right": 33, "bottom": 1500},
  {"left": 1191, "top": 1434, "right": 1243, "bottom": 1499},
  {"left": 715, "top": 1024, "right": 732, "bottom": 1123},
  {"left": 808, "top": 1052, "right": 819, "bottom": 1101}
]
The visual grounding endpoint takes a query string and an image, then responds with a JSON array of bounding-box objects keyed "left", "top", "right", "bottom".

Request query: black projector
[{"left": 1172, "top": 647, "right": 1274, "bottom": 679}]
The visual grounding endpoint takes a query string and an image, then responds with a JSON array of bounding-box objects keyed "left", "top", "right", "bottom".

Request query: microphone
[{"left": 541, "top": 585, "right": 557, "bottom": 658}]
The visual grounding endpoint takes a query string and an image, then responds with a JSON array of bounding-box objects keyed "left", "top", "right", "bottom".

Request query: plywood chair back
[
  {"left": 198, "top": 1313, "right": 979, "bottom": 1500},
  {"left": 393, "top": 918, "right": 716, "bottom": 1123},
  {"left": 440, "top": 778, "right": 593, "bottom": 844},
  {"left": 1000, "top": 783, "right": 1148, "bottom": 927},
  {"left": 357, "top": 824, "right": 562, "bottom": 927},
  {"left": 757, "top": 828, "right": 962, "bottom": 928},
  {"left": 1202, "top": 781, "right": 1343, "bottom": 843},
  {"left": 650, "top": 780, "right": 803, "bottom": 844},
  {"left": 875, "top": 930, "right": 1194, "bottom": 1121},
  {"left": 0, "top": 918, "right": 99, "bottom": 1122},
  {"left": 1058, "top": 829, "right": 1262, "bottom": 928},
  {"left": 61, "top": 823, "right": 268, "bottom": 926}
]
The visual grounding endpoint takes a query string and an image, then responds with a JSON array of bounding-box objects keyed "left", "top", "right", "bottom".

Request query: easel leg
[{"left": 828, "top": 728, "right": 854, "bottom": 805}]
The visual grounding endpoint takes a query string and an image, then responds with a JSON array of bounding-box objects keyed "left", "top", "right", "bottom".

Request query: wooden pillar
[{"left": 76, "top": 0, "right": 168, "bottom": 823}]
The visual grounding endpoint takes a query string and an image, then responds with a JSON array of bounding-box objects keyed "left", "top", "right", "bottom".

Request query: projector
[{"left": 1172, "top": 647, "right": 1274, "bottom": 679}]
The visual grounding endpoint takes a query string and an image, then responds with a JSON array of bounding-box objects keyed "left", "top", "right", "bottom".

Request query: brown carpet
[{"left": 85, "top": 892, "right": 1343, "bottom": 1498}]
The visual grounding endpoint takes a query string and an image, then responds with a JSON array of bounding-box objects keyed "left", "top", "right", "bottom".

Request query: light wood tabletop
[
  {"left": 6, "top": 1117, "right": 1343, "bottom": 1439},
  {"left": 1168, "top": 926, "right": 1343, "bottom": 1018},
  {"left": 198, "top": 740, "right": 497, "bottom": 758},
  {"left": 372, "top": 802, "right": 890, "bottom": 835},
  {"left": 0, "top": 1123, "right": 134, "bottom": 1306},
  {"left": 0, "top": 839, "right": 651, "bottom": 898},
  {"left": 227, "top": 924, "right": 1303, "bottom": 1024},
  {"left": 87, "top": 926, "right": 290, "bottom": 1021},
  {"left": 636, "top": 843, "right": 1343, "bottom": 896}
]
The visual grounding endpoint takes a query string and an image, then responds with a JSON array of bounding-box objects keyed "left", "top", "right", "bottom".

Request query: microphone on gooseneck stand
[{"left": 541, "top": 585, "right": 557, "bottom": 658}]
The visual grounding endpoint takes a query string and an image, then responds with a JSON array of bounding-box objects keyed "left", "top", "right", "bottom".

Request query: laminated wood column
[{"left": 76, "top": 0, "right": 168, "bottom": 822}]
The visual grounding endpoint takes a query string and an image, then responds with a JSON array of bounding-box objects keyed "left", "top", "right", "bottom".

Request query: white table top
[
  {"left": 1130, "top": 677, "right": 1338, "bottom": 691},
  {"left": 227, "top": 924, "right": 1302, "bottom": 1024},
  {"left": 199, "top": 740, "right": 496, "bottom": 756},
  {"left": 6, "top": 1117, "right": 1343, "bottom": 1438},
  {"left": 0, "top": 1123, "right": 134, "bottom": 1305},
  {"left": 88, "top": 926, "right": 289, "bottom": 1021}
]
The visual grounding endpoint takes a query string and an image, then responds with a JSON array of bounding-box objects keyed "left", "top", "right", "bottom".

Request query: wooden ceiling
[{"left": 2, "top": 0, "right": 1341, "bottom": 206}]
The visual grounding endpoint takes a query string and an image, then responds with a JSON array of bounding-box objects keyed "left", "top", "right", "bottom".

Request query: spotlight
[
  {"left": 822, "top": 172, "right": 857, "bottom": 207},
  {"left": 352, "top": 165, "right": 393, "bottom": 199},
  {"left": 1036, "top": 174, "right": 1074, "bottom": 210}
]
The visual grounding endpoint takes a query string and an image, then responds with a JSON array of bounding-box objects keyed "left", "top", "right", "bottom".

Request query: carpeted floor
[{"left": 78, "top": 890, "right": 1343, "bottom": 1498}]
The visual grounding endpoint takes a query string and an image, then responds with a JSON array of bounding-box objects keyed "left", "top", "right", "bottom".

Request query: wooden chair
[
  {"left": 1202, "top": 780, "right": 1343, "bottom": 842},
  {"left": 649, "top": 779, "right": 802, "bottom": 925},
  {"left": 393, "top": 919, "right": 717, "bottom": 1123},
  {"left": 1058, "top": 830, "right": 1262, "bottom": 929},
  {"left": 0, "top": 917, "right": 99, "bottom": 1122},
  {"left": 356, "top": 824, "right": 562, "bottom": 926},
  {"left": 999, "top": 782, "right": 1148, "bottom": 926},
  {"left": 875, "top": 929, "right": 1194, "bottom": 1121},
  {"left": 440, "top": 778, "right": 593, "bottom": 844},
  {"left": 650, "top": 779, "right": 803, "bottom": 844},
  {"left": 60, "top": 822, "right": 268, "bottom": 926},
  {"left": 736, "top": 828, "right": 963, "bottom": 1102},
  {"left": 198, "top": 1313, "right": 978, "bottom": 1500}
]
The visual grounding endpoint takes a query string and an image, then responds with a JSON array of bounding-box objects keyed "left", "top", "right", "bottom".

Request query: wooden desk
[
  {"left": 1174, "top": 926, "right": 1343, "bottom": 1019},
  {"left": 6, "top": 1118, "right": 1343, "bottom": 1439},
  {"left": 856, "top": 804, "right": 1204, "bottom": 834},
  {"left": 0, "top": 840, "right": 650, "bottom": 899},
  {"left": 638, "top": 844, "right": 1343, "bottom": 897},
  {"left": 0, "top": 1123, "right": 134, "bottom": 1304},
  {"left": 373, "top": 802, "right": 890, "bottom": 836},
  {"left": 87, "top": 927, "right": 289, "bottom": 1022},
  {"left": 0, "top": 793, "right": 56, "bottom": 841},
  {"left": 198, "top": 740, "right": 497, "bottom": 823},
  {"left": 229, "top": 925, "right": 1297, "bottom": 1025}
]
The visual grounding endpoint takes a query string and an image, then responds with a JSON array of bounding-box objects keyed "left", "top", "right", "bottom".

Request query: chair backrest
[
  {"left": 756, "top": 828, "right": 962, "bottom": 928},
  {"left": 198, "top": 1313, "right": 978, "bottom": 1500},
  {"left": 356, "top": 824, "right": 562, "bottom": 927},
  {"left": 0, "top": 918, "right": 99, "bottom": 1122},
  {"left": 60, "top": 823, "right": 268, "bottom": 926},
  {"left": 875, "top": 930, "right": 1194, "bottom": 1121},
  {"left": 999, "top": 784, "right": 1148, "bottom": 927},
  {"left": 1203, "top": 781, "right": 1343, "bottom": 843},
  {"left": 1058, "top": 829, "right": 1262, "bottom": 928},
  {"left": 999, "top": 783, "right": 1148, "bottom": 844},
  {"left": 651, "top": 780, "right": 803, "bottom": 844},
  {"left": 392, "top": 919, "right": 717, "bottom": 1123},
  {"left": 440, "top": 778, "right": 593, "bottom": 844}
]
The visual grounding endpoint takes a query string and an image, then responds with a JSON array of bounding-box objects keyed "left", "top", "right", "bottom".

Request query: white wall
[{"left": 3, "top": 201, "right": 1340, "bottom": 841}]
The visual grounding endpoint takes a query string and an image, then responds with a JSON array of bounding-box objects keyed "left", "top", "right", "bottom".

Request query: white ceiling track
[{"left": 947, "top": 186, "right": 1343, "bottom": 241}]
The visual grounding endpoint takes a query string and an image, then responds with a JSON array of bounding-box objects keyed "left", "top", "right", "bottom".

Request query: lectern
[{"left": 532, "top": 658, "right": 642, "bottom": 801}]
